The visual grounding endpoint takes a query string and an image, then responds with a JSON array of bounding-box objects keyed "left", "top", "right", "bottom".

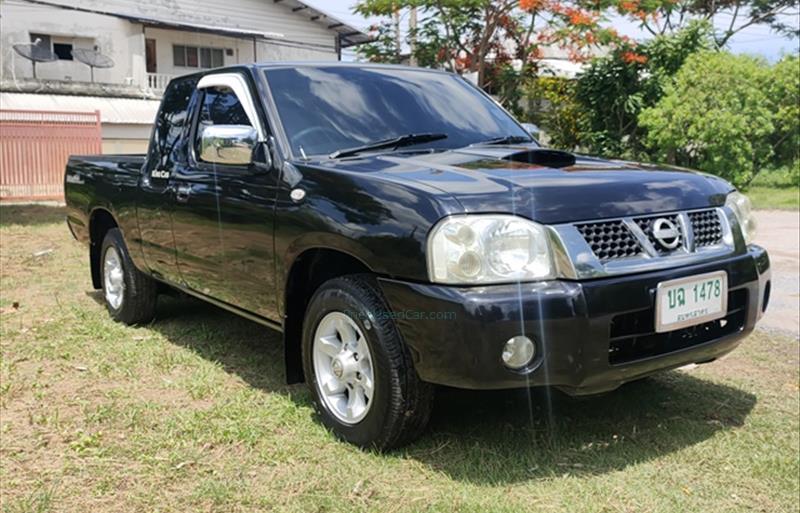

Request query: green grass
[
  {"left": 746, "top": 168, "right": 799, "bottom": 210},
  {"left": 1, "top": 205, "right": 799, "bottom": 512},
  {"left": 746, "top": 187, "right": 799, "bottom": 210}
]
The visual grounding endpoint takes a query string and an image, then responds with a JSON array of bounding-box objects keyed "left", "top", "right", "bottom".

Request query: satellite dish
[
  {"left": 13, "top": 41, "right": 57, "bottom": 79},
  {"left": 71, "top": 48, "right": 114, "bottom": 83}
]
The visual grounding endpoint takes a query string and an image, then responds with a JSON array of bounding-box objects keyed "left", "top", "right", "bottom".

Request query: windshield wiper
[
  {"left": 329, "top": 133, "right": 448, "bottom": 159},
  {"left": 474, "top": 135, "right": 532, "bottom": 146}
]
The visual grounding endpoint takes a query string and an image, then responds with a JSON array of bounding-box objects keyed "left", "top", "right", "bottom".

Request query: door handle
[{"left": 175, "top": 185, "right": 192, "bottom": 203}]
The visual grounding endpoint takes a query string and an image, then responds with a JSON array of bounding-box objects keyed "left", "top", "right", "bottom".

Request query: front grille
[
  {"left": 575, "top": 208, "right": 726, "bottom": 263},
  {"left": 608, "top": 289, "right": 747, "bottom": 365},
  {"left": 634, "top": 214, "right": 683, "bottom": 254},
  {"left": 576, "top": 221, "right": 642, "bottom": 262},
  {"left": 689, "top": 209, "right": 723, "bottom": 247}
]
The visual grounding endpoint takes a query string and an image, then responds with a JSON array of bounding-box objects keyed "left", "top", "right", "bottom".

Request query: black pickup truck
[{"left": 65, "top": 63, "right": 771, "bottom": 450}]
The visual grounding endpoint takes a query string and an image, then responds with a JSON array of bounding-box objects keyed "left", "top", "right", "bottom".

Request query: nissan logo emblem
[{"left": 652, "top": 218, "right": 681, "bottom": 249}]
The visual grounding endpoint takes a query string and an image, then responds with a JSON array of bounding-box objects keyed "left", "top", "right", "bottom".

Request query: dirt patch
[{"left": 753, "top": 210, "right": 800, "bottom": 338}]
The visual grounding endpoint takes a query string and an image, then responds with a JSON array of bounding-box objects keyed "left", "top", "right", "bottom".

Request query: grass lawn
[
  {"left": 1, "top": 205, "right": 798, "bottom": 512},
  {"left": 747, "top": 187, "right": 799, "bottom": 211},
  {"left": 746, "top": 170, "right": 799, "bottom": 210}
]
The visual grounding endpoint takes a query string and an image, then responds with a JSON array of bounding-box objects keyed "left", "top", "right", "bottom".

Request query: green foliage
[
  {"left": 574, "top": 50, "right": 654, "bottom": 157},
  {"left": 769, "top": 55, "right": 800, "bottom": 166},
  {"left": 638, "top": 52, "right": 776, "bottom": 188},
  {"left": 750, "top": 163, "right": 800, "bottom": 188},
  {"left": 356, "top": 21, "right": 405, "bottom": 64},
  {"left": 572, "top": 20, "right": 713, "bottom": 157},
  {"left": 523, "top": 76, "right": 585, "bottom": 149}
]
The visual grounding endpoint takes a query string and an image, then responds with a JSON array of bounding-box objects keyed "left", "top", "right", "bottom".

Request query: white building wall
[
  {"left": 142, "top": 26, "right": 336, "bottom": 82},
  {"left": 144, "top": 27, "right": 257, "bottom": 77},
  {"left": 1, "top": 1, "right": 146, "bottom": 86},
  {"left": 1, "top": 0, "right": 343, "bottom": 89},
  {"left": 255, "top": 40, "right": 338, "bottom": 62},
  {"left": 27, "top": 0, "right": 339, "bottom": 48}
]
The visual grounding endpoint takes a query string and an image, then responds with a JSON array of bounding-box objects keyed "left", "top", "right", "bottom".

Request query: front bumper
[{"left": 378, "top": 245, "right": 771, "bottom": 395}]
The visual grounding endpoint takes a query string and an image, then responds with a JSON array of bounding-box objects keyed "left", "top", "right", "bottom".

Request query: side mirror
[
  {"left": 199, "top": 125, "right": 258, "bottom": 166},
  {"left": 252, "top": 137, "right": 276, "bottom": 173},
  {"left": 521, "top": 123, "right": 541, "bottom": 140}
]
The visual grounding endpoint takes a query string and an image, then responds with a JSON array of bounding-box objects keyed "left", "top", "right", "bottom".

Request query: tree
[
  {"left": 768, "top": 55, "right": 800, "bottom": 168},
  {"left": 614, "top": 0, "right": 800, "bottom": 48},
  {"left": 354, "top": 0, "right": 622, "bottom": 109},
  {"left": 638, "top": 51, "right": 779, "bottom": 187},
  {"left": 573, "top": 21, "right": 713, "bottom": 157},
  {"left": 523, "top": 76, "right": 585, "bottom": 149}
]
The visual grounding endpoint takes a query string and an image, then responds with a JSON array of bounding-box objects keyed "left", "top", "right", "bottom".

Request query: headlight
[
  {"left": 427, "top": 215, "right": 554, "bottom": 284},
  {"left": 726, "top": 191, "right": 757, "bottom": 245}
]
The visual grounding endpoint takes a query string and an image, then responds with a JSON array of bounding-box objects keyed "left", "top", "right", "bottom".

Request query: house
[{"left": 0, "top": 0, "right": 370, "bottom": 153}]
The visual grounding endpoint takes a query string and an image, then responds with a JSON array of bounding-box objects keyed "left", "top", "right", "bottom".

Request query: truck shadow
[
  {"left": 112, "top": 293, "right": 756, "bottom": 485},
  {"left": 410, "top": 376, "right": 755, "bottom": 483}
]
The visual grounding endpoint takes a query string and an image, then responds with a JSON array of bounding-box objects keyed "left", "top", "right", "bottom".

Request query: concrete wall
[
  {"left": 102, "top": 137, "right": 149, "bottom": 154},
  {"left": 99, "top": 118, "right": 152, "bottom": 154}
]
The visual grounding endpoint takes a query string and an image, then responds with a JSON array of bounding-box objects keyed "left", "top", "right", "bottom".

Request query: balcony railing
[{"left": 146, "top": 72, "right": 173, "bottom": 92}]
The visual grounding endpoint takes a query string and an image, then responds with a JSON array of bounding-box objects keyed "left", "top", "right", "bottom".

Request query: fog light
[{"left": 502, "top": 335, "right": 535, "bottom": 369}]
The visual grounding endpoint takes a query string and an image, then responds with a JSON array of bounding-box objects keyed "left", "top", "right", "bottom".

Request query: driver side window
[{"left": 194, "top": 86, "right": 252, "bottom": 159}]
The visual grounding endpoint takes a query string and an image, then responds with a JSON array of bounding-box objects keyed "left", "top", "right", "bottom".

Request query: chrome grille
[
  {"left": 689, "top": 209, "right": 723, "bottom": 247},
  {"left": 575, "top": 221, "right": 642, "bottom": 262},
  {"left": 558, "top": 207, "right": 734, "bottom": 280},
  {"left": 634, "top": 214, "right": 683, "bottom": 254}
]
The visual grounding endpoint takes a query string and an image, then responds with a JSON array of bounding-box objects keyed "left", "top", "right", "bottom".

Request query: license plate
[{"left": 655, "top": 271, "right": 728, "bottom": 333}]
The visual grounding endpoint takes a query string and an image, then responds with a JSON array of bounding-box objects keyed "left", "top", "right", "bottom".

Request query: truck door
[
  {"left": 201, "top": 87, "right": 280, "bottom": 320},
  {"left": 138, "top": 76, "right": 198, "bottom": 283},
  {"left": 173, "top": 76, "right": 279, "bottom": 320}
]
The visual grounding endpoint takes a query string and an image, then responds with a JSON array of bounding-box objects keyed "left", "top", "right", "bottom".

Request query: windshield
[{"left": 262, "top": 66, "right": 532, "bottom": 157}]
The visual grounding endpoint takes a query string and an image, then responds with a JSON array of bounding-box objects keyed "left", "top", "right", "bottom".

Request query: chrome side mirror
[{"left": 199, "top": 125, "right": 258, "bottom": 166}]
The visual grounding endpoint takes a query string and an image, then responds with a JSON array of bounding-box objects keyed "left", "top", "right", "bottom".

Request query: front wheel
[
  {"left": 100, "top": 228, "right": 158, "bottom": 325},
  {"left": 302, "top": 275, "right": 433, "bottom": 450}
]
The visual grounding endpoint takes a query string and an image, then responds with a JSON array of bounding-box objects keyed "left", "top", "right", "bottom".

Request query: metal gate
[{"left": 0, "top": 110, "right": 102, "bottom": 201}]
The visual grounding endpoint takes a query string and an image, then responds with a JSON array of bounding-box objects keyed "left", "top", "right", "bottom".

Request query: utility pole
[
  {"left": 393, "top": 7, "right": 402, "bottom": 63},
  {"left": 409, "top": 7, "right": 418, "bottom": 66}
]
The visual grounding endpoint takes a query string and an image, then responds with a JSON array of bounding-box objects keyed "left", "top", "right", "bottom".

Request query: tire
[
  {"left": 301, "top": 275, "right": 434, "bottom": 451},
  {"left": 100, "top": 228, "right": 158, "bottom": 325}
]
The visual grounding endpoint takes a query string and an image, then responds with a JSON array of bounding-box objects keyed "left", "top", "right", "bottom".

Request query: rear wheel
[
  {"left": 100, "top": 228, "right": 158, "bottom": 325},
  {"left": 302, "top": 275, "right": 433, "bottom": 450}
]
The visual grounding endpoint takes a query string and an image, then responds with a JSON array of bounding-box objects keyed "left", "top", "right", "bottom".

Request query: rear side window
[{"left": 148, "top": 76, "right": 198, "bottom": 170}]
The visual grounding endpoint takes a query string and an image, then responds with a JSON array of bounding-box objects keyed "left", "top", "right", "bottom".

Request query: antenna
[
  {"left": 71, "top": 48, "right": 114, "bottom": 83},
  {"left": 13, "top": 40, "right": 57, "bottom": 79}
]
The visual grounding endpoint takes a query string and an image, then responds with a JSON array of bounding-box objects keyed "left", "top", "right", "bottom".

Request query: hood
[{"left": 309, "top": 145, "right": 734, "bottom": 224}]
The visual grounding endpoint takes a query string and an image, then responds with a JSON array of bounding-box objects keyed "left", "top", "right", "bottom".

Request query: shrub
[
  {"left": 572, "top": 21, "right": 713, "bottom": 158},
  {"left": 769, "top": 55, "right": 800, "bottom": 168},
  {"left": 523, "top": 76, "right": 585, "bottom": 150},
  {"left": 638, "top": 52, "right": 778, "bottom": 188}
]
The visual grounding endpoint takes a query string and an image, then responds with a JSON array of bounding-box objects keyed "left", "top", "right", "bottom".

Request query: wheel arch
[
  {"left": 88, "top": 208, "right": 119, "bottom": 289},
  {"left": 283, "top": 247, "right": 374, "bottom": 384}
]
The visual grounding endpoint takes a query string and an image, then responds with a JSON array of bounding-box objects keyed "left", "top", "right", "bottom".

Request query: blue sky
[{"left": 305, "top": 0, "right": 800, "bottom": 62}]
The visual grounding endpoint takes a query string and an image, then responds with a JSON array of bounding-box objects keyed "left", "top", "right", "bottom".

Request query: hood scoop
[{"left": 503, "top": 148, "right": 576, "bottom": 168}]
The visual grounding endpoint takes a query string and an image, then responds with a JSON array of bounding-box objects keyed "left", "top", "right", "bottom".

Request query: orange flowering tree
[
  {"left": 611, "top": 0, "right": 799, "bottom": 47},
  {"left": 354, "top": 0, "right": 628, "bottom": 109}
]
